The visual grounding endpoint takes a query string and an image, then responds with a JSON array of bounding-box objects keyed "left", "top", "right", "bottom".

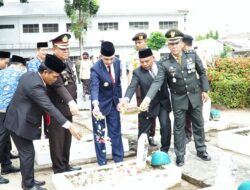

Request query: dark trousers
[
  {"left": 92, "top": 103, "right": 124, "bottom": 166},
  {"left": 10, "top": 132, "right": 34, "bottom": 188},
  {"left": 0, "top": 113, "right": 12, "bottom": 166},
  {"left": 48, "top": 116, "right": 72, "bottom": 173},
  {"left": 173, "top": 101, "right": 206, "bottom": 157},
  {"left": 138, "top": 107, "right": 171, "bottom": 152},
  {"left": 136, "top": 87, "right": 156, "bottom": 137},
  {"left": 81, "top": 79, "right": 90, "bottom": 96},
  {"left": 185, "top": 109, "right": 192, "bottom": 140}
]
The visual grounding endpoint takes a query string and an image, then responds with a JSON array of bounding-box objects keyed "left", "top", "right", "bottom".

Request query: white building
[{"left": 0, "top": 0, "right": 188, "bottom": 62}]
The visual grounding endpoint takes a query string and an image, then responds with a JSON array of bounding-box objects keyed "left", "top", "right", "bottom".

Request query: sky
[{"left": 7, "top": 0, "right": 250, "bottom": 37}]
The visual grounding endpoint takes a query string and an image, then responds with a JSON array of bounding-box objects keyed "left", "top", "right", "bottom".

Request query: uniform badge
[
  {"left": 187, "top": 58, "right": 195, "bottom": 74},
  {"left": 169, "top": 66, "right": 177, "bottom": 83},
  {"left": 170, "top": 31, "right": 175, "bottom": 38},
  {"left": 104, "top": 82, "right": 109, "bottom": 87},
  {"left": 139, "top": 35, "right": 143, "bottom": 40},
  {"left": 62, "top": 35, "right": 69, "bottom": 43}
]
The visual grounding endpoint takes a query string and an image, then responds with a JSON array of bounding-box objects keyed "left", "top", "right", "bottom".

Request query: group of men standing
[
  {"left": 137, "top": 29, "right": 211, "bottom": 166},
  {"left": 0, "top": 33, "right": 82, "bottom": 190},
  {"left": 91, "top": 28, "right": 211, "bottom": 168},
  {"left": 0, "top": 52, "right": 24, "bottom": 185},
  {"left": 0, "top": 27, "right": 212, "bottom": 189}
]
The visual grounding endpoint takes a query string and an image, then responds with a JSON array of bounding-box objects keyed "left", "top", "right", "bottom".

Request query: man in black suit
[
  {"left": 4, "top": 54, "right": 82, "bottom": 190},
  {"left": 46, "top": 33, "right": 81, "bottom": 174},
  {"left": 128, "top": 33, "right": 157, "bottom": 146},
  {"left": 119, "top": 48, "right": 172, "bottom": 153}
]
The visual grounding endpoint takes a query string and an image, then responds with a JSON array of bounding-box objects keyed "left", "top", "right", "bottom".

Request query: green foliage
[
  {"left": 195, "top": 35, "right": 206, "bottom": 41},
  {"left": 195, "top": 30, "right": 219, "bottom": 41},
  {"left": 220, "top": 45, "right": 233, "bottom": 58},
  {"left": 147, "top": 31, "right": 166, "bottom": 51},
  {"left": 207, "top": 58, "right": 250, "bottom": 108},
  {"left": 215, "top": 30, "right": 219, "bottom": 39},
  {"left": 64, "top": 0, "right": 99, "bottom": 55}
]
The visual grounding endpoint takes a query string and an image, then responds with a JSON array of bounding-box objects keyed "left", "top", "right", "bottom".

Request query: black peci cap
[
  {"left": 0, "top": 51, "right": 11, "bottom": 58},
  {"left": 44, "top": 54, "right": 66, "bottom": 73},
  {"left": 11, "top": 55, "right": 26, "bottom": 66},
  {"left": 138, "top": 48, "right": 153, "bottom": 58},
  {"left": 37, "top": 42, "right": 48, "bottom": 48},
  {"left": 100, "top": 41, "right": 115, "bottom": 57}
]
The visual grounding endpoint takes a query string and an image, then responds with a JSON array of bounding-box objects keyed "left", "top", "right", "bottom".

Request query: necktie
[
  {"left": 177, "top": 55, "right": 182, "bottom": 65},
  {"left": 107, "top": 65, "right": 115, "bottom": 84}
]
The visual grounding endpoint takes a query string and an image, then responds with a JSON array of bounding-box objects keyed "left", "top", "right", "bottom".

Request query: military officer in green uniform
[{"left": 140, "top": 28, "right": 211, "bottom": 167}]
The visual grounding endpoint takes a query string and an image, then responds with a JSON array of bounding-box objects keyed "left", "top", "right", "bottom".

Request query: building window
[
  {"left": 23, "top": 24, "right": 39, "bottom": 33},
  {"left": 98, "top": 22, "right": 118, "bottom": 31},
  {"left": 129, "top": 22, "right": 149, "bottom": 30},
  {"left": 42, "top": 24, "right": 58, "bottom": 33},
  {"left": 159, "top": 21, "right": 178, "bottom": 30},
  {"left": 66, "top": 23, "right": 71, "bottom": 32},
  {"left": 0, "top": 25, "right": 15, "bottom": 29}
]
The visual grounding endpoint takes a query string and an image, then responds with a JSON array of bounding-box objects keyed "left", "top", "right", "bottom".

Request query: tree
[
  {"left": 0, "top": 0, "right": 28, "bottom": 7},
  {"left": 220, "top": 44, "right": 233, "bottom": 58},
  {"left": 147, "top": 31, "right": 166, "bottom": 51},
  {"left": 215, "top": 30, "right": 219, "bottom": 39},
  {"left": 195, "top": 30, "right": 220, "bottom": 41},
  {"left": 64, "top": 0, "right": 99, "bottom": 56}
]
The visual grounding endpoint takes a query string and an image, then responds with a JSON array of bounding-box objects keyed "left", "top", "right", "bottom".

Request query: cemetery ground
[
  {"left": 1, "top": 108, "right": 250, "bottom": 190},
  {"left": 1, "top": 78, "right": 250, "bottom": 190}
]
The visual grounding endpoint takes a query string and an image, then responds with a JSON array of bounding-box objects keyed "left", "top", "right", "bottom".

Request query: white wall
[{"left": 0, "top": 2, "right": 186, "bottom": 59}]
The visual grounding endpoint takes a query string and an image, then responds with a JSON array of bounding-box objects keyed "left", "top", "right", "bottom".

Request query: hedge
[{"left": 207, "top": 58, "right": 250, "bottom": 108}]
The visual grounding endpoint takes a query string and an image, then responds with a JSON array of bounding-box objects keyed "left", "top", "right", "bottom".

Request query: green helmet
[{"left": 151, "top": 151, "right": 171, "bottom": 166}]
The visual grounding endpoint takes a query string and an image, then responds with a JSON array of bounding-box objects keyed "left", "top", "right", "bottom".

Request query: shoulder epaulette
[
  {"left": 160, "top": 54, "right": 170, "bottom": 62},
  {"left": 184, "top": 49, "right": 196, "bottom": 54}
]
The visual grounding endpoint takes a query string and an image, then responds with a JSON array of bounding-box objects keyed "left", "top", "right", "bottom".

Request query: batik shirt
[
  {"left": 27, "top": 57, "right": 42, "bottom": 72},
  {"left": 0, "top": 66, "right": 26, "bottom": 112}
]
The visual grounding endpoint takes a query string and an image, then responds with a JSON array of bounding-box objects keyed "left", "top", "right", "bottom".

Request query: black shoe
[
  {"left": 176, "top": 156, "right": 185, "bottom": 167},
  {"left": 22, "top": 185, "right": 47, "bottom": 190},
  {"left": 65, "top": 166, "right": 82, "bottom": 172},
  {"left": 148, "top": 137, "right": 157, "bottom": 146},
  {"left": 0, "top": 175, "right": 9, "bottom": 184},
  {"left": 34, "top": 180, "right": 45, "bottom": 186},
  {"left": 10, "top": 152, "right": 19, "bottom": 159},
  {"left": 1, "top": 164, "right": 20, "bottom": 175},
  {"left": 197, "top": 151, "right": 211, "bottom": 161}
]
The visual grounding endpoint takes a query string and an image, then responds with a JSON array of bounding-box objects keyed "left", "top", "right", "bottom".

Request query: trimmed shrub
[{"left": 207, "top": 58, "right": 250, "bottom": 108}]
